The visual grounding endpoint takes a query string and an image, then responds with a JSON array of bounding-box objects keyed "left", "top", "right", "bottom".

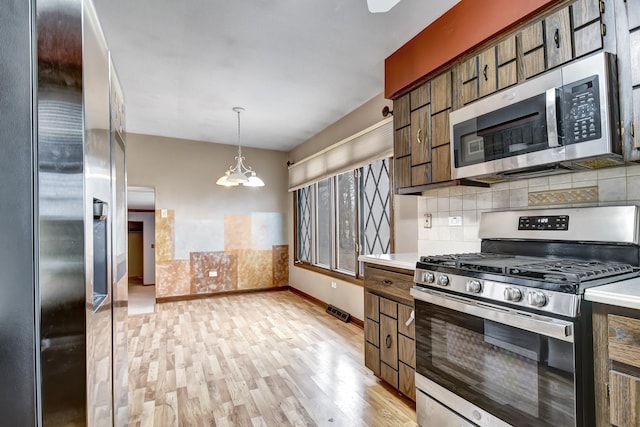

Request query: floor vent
[{"left": 326, "top": 305, "right": 351, "bottom": 323}]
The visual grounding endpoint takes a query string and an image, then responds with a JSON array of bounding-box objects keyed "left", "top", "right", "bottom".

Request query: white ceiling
[{"left": 93, "top": 0, "right": 459, "bottom": 152}]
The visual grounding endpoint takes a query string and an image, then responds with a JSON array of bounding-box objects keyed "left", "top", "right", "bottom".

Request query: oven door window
[{"left": 415, "top": 300, "right": 576, "bottom": 427}]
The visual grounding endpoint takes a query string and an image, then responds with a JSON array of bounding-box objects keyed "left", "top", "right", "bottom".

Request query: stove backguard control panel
[{"left": 518, "top": 215, "right": 569, "bottom": 231}]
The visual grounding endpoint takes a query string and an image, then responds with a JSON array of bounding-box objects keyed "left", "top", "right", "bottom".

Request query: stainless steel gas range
[{"left": 411, "top": 206, "right": 640, "bottom": 427}]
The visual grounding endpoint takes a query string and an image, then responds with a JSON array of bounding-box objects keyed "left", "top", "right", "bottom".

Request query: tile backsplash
[{"left": 417, "top": 164, "right": 640, "bottom": 255}]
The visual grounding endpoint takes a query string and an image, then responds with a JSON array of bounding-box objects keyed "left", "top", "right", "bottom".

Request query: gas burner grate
[{"left": 507, "top": 260, "right": 636, "bottom": 284}]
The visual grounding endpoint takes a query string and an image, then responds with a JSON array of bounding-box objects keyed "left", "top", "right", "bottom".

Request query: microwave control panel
[{"left": 563, "top": 75, "right": 601, "bottom": 145}]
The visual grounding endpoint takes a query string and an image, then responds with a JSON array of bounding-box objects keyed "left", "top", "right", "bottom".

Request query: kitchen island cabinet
[{"left": 362, "top": 260, "right": 416, "bottom": 401}]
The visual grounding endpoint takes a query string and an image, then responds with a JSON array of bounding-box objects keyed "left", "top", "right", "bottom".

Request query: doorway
[{"left": 127, "top": 186, "right": 156, "bottom": 315}]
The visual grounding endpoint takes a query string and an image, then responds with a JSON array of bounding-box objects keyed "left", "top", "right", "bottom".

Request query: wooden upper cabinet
[
  {"left": 459, "top": 56, "right": 479, "bottom": 105},
  {"left": 393, "top": 94, "right": 410, "bottom": 130},
  {"left": 545, "top": 6, "right": 572, "bottom": 69},
  {"left": 431, "top": 71, "right": 452, "bottom": 114},
  {"left": 410, "top": 106, "right": 430, "bottom": 166}
]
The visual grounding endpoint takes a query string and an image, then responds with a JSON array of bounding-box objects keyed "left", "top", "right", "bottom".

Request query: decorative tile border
[{"left": 528, "top": 186, "right": 598, "bottom": 206}]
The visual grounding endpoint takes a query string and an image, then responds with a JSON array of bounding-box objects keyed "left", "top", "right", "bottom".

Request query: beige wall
[
  {"left": 127, "top": 133, "right": 290, "bottom": 298},
  {"left": 286, "top": 94, "right": 412, "bottom": 321},
  {"left": 289, "top": 93, "right": 393, "bottom": 164}
]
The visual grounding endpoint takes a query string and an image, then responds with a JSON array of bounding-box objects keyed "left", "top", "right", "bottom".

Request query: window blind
[{"left": 287, "top": 117, "right": 393, "bottom": 191}]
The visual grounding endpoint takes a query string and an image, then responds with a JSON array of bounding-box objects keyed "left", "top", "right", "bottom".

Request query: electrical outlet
[
  {"left": 331, "top": 281, "right": 337, "bottom": 289},
  {"left": 424, "top": 213, "right": 432, "bottom": 228},
  {"left": 208, "top": 270, "right": 218, "bottom": 277},
  {"left": 161, "top": 209, "right": 168, "bottom": 218},
  {"left": 448, "top": 216, "right": 463, "bottom": 226}
]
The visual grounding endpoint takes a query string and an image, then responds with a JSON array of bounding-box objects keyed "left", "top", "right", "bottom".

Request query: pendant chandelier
[{"left": 216, "top": 107, "right": 265, "bottom": 187}]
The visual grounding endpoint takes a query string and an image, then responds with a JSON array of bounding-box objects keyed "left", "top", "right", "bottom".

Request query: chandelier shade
[{"left": 216, "top": 107, "right": 265, "bottom": 187}]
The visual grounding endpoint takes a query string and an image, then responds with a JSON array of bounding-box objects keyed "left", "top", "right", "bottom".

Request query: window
[{"left": 294, "top": 158, "right": 392, "bottom": 278}]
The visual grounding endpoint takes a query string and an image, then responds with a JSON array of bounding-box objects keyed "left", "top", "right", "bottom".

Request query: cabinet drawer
[
  {"left": 399, "top": 361, "right": 416, "bottom": 401},
  {"left": 608, "top": 314, "right": 640, "bottom": 369},
  {"left": 398, "top": 304, "right": 415, "bottom": 338},
  {"left": 364, "top": 264, "right": 415, "bottom": 304},
  {"left": 609, "top": 370, "right": 640, "bottom": 427},
  {"left": 380, "top": 298, "right": 397, "bottom": 319},
  {"left": 380, "top": 362, "right": 399, "bottom": 388},
  {"left": 365, "top": 342, "right": 380, "bottom": 377},
  {"left": 398, "top": 334, "right": 416, "bottom": 368},
  {"left": 365, "top": 318, "right": 379, "bottom": 347}
]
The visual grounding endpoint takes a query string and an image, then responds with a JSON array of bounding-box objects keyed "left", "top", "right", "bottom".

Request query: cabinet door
[
  {"left": 365, "top": 342, "right": 380, "bottom": 376},
  {"left": 478, "top": 47, "right": 497, "bottom": 98},
  {"left": 496, "top": 37, "right": 517, "bottom": 90},
  {"left": 609, "top": 370, "right": 640, "bottom": 427},
  {"left": 573, "top": 0, "right": 602, "bottom": 58},
  {"left": 631, "top": 31, "right": 640, "bottom": 149},
  {"left": 399, "top": 362, "right": 416, "bottom": 401},
  {"left": 608, "top": 314, "right": 640, "bottom": 369},
  {"left": 397, "top": 304, "right": 415, "bottom": 339},
  {"left": 380, "top": 313, "right": 398, "bottom": 370},
  {"left": 394, "top": 156, "right": 411, "bottom": 190},
  {"left": 394, "top": 127, "right": 411, "bottom": 158},
  {"left": 545, "top": 7, "right": 572, "bottom": 69},
  {"left": 410, "top": 82, "right": 430, "bottom": 111},
  {"left": 411, "top": 163, "right": 431, "bottom": 187},
  {"left": 458, "top": 56, "right": 479, "bottom": 105},
  {"left": 398, "top": 334, "right": 415, "bottom": 368},
  {"left": 365, "top": 318, "right": 379, "bottom": 347},
  {"left": 432, "top": 144, "right": 452, "bottom": 183},
  {"left": 520, "top": 20, "right": 546, "bottom": 79},
  {"left": 393, "top": 94, "right": 410, "bottom": 130},
  {"left": 628, "top": 0, "right": 640, "bottom": 30},
  {"left": 431, "top": 71, "right": 452, "bottom": 114},
  {"left": 411, "top": 106, "right": 431, "bottom": 166},
  {"left": 365, "top": 292, "right": 379, "bottom": 322}
]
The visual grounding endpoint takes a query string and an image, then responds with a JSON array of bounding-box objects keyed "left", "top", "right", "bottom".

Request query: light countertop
[
  {"left": 584, "top": 277, "right": 640, "bottom": 311},
  {"left": 358, "top": 253, "right": 420, "bottom": 271}
]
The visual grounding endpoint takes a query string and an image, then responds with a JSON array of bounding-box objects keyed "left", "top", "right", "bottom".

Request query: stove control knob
[
  {"left": 466, "top": 280, "right": 482, "bottom": 293},
  {"left": 527, "top": 291, "right": 548, "bottom": 307},
  {"left": 422, "top": 272, "right": 435, "bottom": 284},
  {"left": 436, "top": 274, "right": 449, "bottom": 287},
  {"left": 504, "top": 287, "right": 522, "bottom": 302}
]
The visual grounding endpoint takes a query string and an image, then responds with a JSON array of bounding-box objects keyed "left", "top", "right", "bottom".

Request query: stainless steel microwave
[{"left": 450, "top": 52, "right": 623, "bottom": 182}]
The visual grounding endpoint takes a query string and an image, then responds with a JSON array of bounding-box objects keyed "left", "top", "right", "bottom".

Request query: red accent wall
[{"left": 384, "top": 0, "right": 562, "bottom": 99}]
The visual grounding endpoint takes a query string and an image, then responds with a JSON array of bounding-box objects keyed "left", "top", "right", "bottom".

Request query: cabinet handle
[
  {"left": 385, "top": 334, "right": 392, "bottom": 348},
  {"left": 405, "top": 310, "right": 415, "bottom": 327},
  {"left": 416, "top": 127, "right": 423, "bottom": 144},
  {"left": 382, "top": 279, "right": 393, "bottom": 286},
  {"left": 482, "top": 64, "right": 488, "bottom": 81},
  {"left": 553, "top": 28, "right": 560, "bottom": 48}
]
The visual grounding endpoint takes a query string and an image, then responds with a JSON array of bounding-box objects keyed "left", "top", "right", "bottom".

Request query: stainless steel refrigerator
[{"left": 0, "top": 0, "right": 128, "bottom": 424}]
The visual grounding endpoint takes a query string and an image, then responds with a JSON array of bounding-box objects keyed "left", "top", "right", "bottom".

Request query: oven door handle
[{"left": 411, "top": 287, "right": 574, "bottom": 343}]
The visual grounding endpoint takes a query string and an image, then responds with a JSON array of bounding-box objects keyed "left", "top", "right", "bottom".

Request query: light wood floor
[{"left": 128, "top": 290, "right": 417, "bottom": 427}]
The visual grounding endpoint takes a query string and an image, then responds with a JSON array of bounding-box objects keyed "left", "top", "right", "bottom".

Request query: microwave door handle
[{"left": 546, "top": 87, "right": 560, "bottom": 147}]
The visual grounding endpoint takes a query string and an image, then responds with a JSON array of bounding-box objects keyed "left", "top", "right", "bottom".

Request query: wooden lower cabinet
[
  {"left": 593, "top": 304, "right": 640, "bottom": 426},
  {"left": 364, "top": 263, "right": 416, "bottom": 401}
]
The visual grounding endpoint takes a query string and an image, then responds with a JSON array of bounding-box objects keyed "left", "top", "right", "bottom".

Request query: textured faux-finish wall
[{"left": 126, "top": 133, "right": 289, "bottom": 298}]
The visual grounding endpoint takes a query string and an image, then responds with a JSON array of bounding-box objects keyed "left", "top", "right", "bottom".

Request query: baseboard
[
  {"left": 156, "top": 286, "right": 290, "bottom": 304},
  {"left": 288, "top": 286, "right": 364, "bottom": 329}
]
